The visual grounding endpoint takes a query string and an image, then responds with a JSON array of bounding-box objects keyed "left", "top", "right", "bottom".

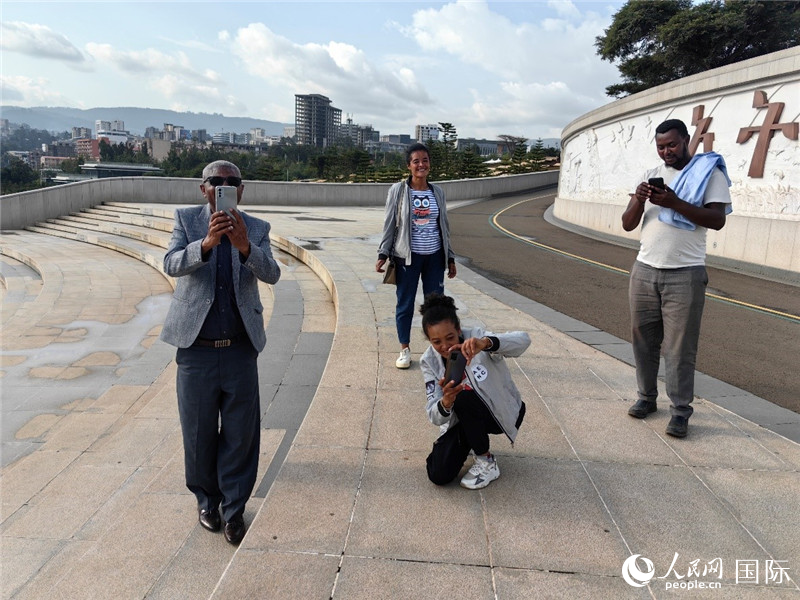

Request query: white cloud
[
  {"left": 402, "top": 0, "right": 619, "bottom": 137},
  {"left": 80, "top": 42, "right": 236, "bottom": 113},
  {"left": 228, "top": 23, "right": 434, "bottom": 124},
  {"left": 547, "top": 0, "right": 582, "bottom": 20},
  {"left": 0, "top": 21, "right": 85, "bottom": 63},
  {"left": 151, "top": 74, "right": 247, "bottom": 116},
  {"left": 84, "top": 43, "right": 219, "bottom": 85},
  {"left": 408, "top": 0, "right": 614, "bottom": 92},
  {"left": 1, "top": 75, "right": 78, "bottom": 106}
]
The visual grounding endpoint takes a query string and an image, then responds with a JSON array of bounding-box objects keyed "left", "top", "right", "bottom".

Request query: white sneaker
[
  {"left": 395, "top": 348, "right": 411, "bottom": 369},
  {"left": 460, "top": 455, "right": 500, "bottom": 490}
]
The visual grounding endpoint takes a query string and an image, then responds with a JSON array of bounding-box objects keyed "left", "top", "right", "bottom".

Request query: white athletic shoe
[
  {"left": 460, "top": 455, "right": 500, "bottom": 490},
  {"left": 395, "top": 348, "right": 411, "bottom": 369}
]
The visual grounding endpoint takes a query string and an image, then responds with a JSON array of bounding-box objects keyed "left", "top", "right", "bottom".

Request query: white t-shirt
[{"left": 636, "top": 164, "right": 731, "bottom": 269}]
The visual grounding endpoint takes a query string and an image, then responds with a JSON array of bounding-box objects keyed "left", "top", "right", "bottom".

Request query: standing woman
[{"left": 376, "top": 143, "right": 457, "bottom": 369}]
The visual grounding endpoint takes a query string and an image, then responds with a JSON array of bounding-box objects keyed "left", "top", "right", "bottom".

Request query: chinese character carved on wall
[{"left": 736, "top": 90, "right": 799, "bottom": 178}]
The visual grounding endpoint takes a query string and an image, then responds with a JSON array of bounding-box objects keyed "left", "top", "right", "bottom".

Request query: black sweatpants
[{"left": 426, "top": 390, "right": 503, "bottom": 485}]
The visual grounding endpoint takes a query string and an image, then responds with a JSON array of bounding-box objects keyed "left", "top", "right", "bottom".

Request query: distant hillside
[{"left": 0, "top": 106, "right": 289, "bottom": 136}]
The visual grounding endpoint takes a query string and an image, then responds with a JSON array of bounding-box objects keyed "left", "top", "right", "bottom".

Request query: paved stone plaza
[{"left": 1, "top": 203, "right": 798, "bottom": 598}]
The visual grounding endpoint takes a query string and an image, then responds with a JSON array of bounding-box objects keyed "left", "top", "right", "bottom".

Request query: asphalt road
[{"left": 448, "top": 188, "right": 800, "bottom": 414}]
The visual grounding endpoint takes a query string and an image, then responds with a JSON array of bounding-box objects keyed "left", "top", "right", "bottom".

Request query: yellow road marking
[{"left": 490, "top": 197, "right": 800, "bottom": 324}]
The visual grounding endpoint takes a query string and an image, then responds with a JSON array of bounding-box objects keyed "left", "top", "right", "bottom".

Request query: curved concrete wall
[
  {"left": 555, "top": 47, "right": 800, "bottom": 281},
  {"left": 0, "top": 170, "right": 558, "bottom": 231}
]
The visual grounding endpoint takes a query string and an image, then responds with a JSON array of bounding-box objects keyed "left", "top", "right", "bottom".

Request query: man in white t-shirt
[{"left": 621, "top": 119, "right": 732, "bottom": 438}]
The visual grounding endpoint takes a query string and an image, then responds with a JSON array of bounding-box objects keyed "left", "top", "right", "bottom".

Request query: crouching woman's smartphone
[{"left": 444, "top": 351, "right": 467, "bottom": 386}]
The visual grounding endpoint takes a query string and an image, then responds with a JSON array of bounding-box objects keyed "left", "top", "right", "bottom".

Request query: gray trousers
[
  {"left": 176, "top": 341, "right": 260, "bottom": 522},
  {"left": 629, "top": 261, "right": 708, "bottom": 418}
]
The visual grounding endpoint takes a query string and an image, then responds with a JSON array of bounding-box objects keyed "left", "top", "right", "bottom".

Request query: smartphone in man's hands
[
  {"left": 215, "top": 186, "right": 238, "bottom": 217},
  {"left": 648, "top": 177, "right": 665, "bottom": 189},
  {"left": 444, "top": 351, "right": 467, "bottom": 386}
]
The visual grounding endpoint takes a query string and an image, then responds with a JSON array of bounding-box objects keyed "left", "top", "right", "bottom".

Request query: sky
[{"left": 0, "top": 0, "right": 627, "bottom": 140}]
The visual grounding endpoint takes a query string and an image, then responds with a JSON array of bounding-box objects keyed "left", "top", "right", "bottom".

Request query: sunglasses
[{"left": 204, "top": 175, "right": 242, "bottom": 187}]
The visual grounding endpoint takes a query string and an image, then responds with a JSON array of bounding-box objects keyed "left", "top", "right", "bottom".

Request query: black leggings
[{"left": 426, "top": 390, "right": 503, "bottom": 485}]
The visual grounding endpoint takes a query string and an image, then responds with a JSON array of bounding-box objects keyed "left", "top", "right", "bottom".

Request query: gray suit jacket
[{"left": 160, "top": 203, "right": 281, "bottom": 351}]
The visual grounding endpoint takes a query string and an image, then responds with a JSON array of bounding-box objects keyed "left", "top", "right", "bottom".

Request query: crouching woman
[{"left": 419, "top": 293, "right": 530, "bottom": 490}]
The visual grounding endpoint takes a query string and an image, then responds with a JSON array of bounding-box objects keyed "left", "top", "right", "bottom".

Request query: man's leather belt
[{"left": 193, "top": 333, "right": 246, "bottom": 348}]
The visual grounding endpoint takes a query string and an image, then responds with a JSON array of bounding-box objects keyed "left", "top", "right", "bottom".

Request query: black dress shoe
[
  {"left": 198, "top": 507, "right": 221, "bottom": 532},
  {"left": 628, "top": 399, "right": 657, "bottom": 419},
  {"left": 224, "top": 515, "right": 246, "bottom": 545},
  {"left": 666, "top": 416, "right": 689, "bottom": 438}
]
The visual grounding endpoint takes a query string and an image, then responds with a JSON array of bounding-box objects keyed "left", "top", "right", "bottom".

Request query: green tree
[
  {"left": 458, "top": 144, "right": 488, "bottom": 179},
  {"left": 509, "top": 144, "right": 529, "bottom": 174},
  {"left": 498, "top": 135, "right": 527, "bottom": 159},
  {"left": 0, "top": 124, "right": 57, "bottom": 152},
  {"left": 528, "top": 138, "right": 546, "bottom": 172},
  {"left": 596, "top": 0, "right": 800, "bottom": 98},
  {"left": 437, "top": 122, "right": 458, "bottom": 180},
  {"left": 59, "top": 156, "right": 85, "bottom": 174},
  {"left": 1, "top": 155, "right": 39, "bottom": 194}
]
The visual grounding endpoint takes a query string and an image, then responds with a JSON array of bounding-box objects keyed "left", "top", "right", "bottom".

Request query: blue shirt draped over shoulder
[{"left": 659, "top": 152, "right": 732, "bottom": 231}]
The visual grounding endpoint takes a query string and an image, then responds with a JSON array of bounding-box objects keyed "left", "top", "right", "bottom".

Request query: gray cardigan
[{"left": 377, "top": 178, "right": 455, "bottom": 268}]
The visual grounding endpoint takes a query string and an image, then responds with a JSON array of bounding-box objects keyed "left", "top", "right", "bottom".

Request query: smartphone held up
[
  {"left": 444, "top": 351, "right": 467, "bottom": 386},
  {"left": 648, "top": 177, "right": 665, "bottom": 189},
  {"left": 215, "top": 186, "right": 238, "bottom": 217}
]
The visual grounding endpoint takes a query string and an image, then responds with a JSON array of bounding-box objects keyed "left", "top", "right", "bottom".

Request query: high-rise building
[
  {"left": 415, "top": 124, "right": 439, "bottom": 143},
  {"left": 295, "top": 94, "right": 341, "bottom": 148},
  {"left": 72, "top": 127, "right": 92, "bottom": 139},
  {"left": 95, "top": 120, "right": 111, "bottom": 136}
]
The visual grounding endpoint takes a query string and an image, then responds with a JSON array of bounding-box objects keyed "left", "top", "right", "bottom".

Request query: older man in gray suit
[{"left": 161, "top": 160, "right": 281, "bottom": 544}]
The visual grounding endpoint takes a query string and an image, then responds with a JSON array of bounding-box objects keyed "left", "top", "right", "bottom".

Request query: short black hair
[
  {"left": 655, "top": 119, "right": 689, "bottom": 138},
  {"left": 420, "top": 293, "right": 460, "bottom": 339},
  {"left": 405, "top": 142, "right": 430, "bottom": 166}
]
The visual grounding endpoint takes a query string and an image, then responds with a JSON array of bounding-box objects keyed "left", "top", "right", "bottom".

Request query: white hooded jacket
[{"left": 420, "top": 326, "right": 531, "bottom": 444}]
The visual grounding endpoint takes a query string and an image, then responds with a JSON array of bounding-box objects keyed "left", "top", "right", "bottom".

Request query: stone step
[
  {"left": 26, "top": 224, "right": 168, "bottom": 277},
  {"left": 37, "top": 216, "right": 171, "bottom": 251},
  {"left": 82, "top": 205, "right": 175, "bottom": 232}
]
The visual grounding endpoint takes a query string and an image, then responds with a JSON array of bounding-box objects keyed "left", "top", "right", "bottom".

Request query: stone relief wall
[{"left": 558, "top": 81, "right": 800, "bottom": 221}]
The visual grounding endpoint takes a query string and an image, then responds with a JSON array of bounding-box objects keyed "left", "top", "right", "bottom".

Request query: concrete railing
[
  {"left": 0, "top": 170, "right": 558, "bottom": 231},
  {"left": 555, "top": 47, "right": 800, "bottom": 281}
]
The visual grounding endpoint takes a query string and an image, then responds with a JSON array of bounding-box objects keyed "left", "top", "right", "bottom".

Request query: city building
[
  {"left": 283, "top": 125, "right": 296, "bottom": 140},
  {"left": 295, "top": 94, "right": 341, "bottom": 148},
  {"left": 212, "top": 132, "right": 236, "bottom": 145},
  {"left": 365, "top": 139, "right": 408, "bottom": 155},
  {"left": 75, "top": 138, "right": 101, "bottom": 160},
  {"left": 80, "top": 162, "right": 162, "bottom": 178},
  {"left": 380, "top": 134, "right": 411, "bottom": 145},
  {"left": 148, "top": 139, "right": 172, "bottom": 162},
  {"left": 44, "top": 140, "right": 76, "bottom": 158},
  {"left": 456, "top": 138, "right": 511, "bottom": 157},
  {"left": 95, "top": 119, "right": 130, "bottom": 144},
  {"left": 415, "top": 124, "right": 439, "bottom": 143},
  {"left": 71, "top": 127, "right": 92, "bottom": 140},
  {"left": 340, "top": 116, "right": 379, "bottom": 147},
  {"left": 40, "top": 156, "right": 71, "bottom": 169}
]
